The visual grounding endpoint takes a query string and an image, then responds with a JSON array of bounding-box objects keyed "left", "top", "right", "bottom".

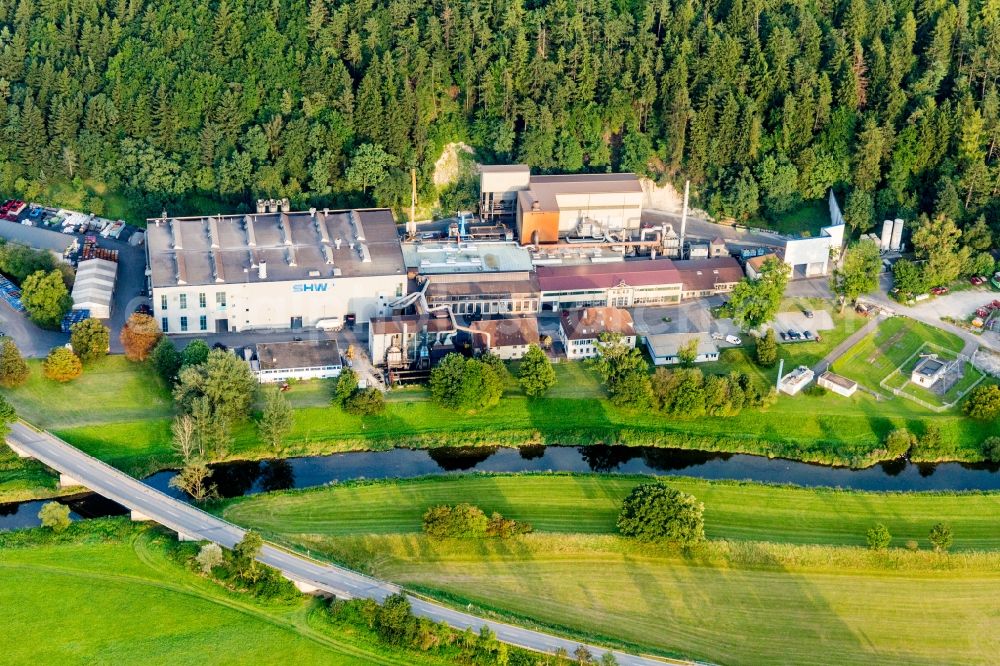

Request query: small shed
[
  {"left": 817, "top": 371, "right": 858, "bottom": 397},
  {"left": 779, "top": 365, "right": 815, "bottom": 395},
  {"left": 71, "top": 258, "right": 117, "bottom": 319},
  {"left": 911, "top": 355, "right": 947, "bottom": 388}
]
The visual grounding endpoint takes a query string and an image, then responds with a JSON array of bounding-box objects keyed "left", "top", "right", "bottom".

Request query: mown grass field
[
  {"left": 221, "top": 474, "right": 1000, "bottom": 550},
  {"left": 222, "top": 474, "right": 1000, "bottom": 664},
  {"left": 0, "top": 521, "right": 451, "bottom": 665}
]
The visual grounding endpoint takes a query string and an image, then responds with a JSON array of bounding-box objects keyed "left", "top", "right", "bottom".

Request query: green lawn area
[
  {"left": 222, "top": 475, "right": 1000, "bottom": 664},
  {"left": 0, "top": 521, "right": 452, "bottom": 665},
  {"left": 833, "top": 317, "right": 966, "bottom": 391},
  {"left": 0, "top": 355, "right": 173, "bottom": 429}
]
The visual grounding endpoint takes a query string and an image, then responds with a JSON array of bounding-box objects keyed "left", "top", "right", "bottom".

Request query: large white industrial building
[
  {"left": 779, "top": 191, "right": 846, "bottom": 278},
  {"left": 146, "top": 208, "right": 406, "bottom": 334}
]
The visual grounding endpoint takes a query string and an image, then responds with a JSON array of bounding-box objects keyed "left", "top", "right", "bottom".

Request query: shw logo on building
[{"left": 293, "top": 283, "right": 329, "bottom": 293}]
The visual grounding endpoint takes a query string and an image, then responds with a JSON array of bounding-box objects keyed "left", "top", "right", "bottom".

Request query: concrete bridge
[{"left": 6, "top": 421, "right": 680, "bottom": 666}]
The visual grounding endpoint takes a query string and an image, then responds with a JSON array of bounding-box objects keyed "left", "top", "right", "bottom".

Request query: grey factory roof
[
  {"left": 517, "top": 173, "right": 642, "bottom": 213},
  {"left": 146, "top": 208, "right": 405, "bottom": 288},
  {"left": 0, "top": 220, "right": 76, "bottom": 254},
  {"left": 401, "top": 241, "right": 534, "bottom": 275},
  {"left": 254, "top": 339, "right": 341, "bottom": 371}
]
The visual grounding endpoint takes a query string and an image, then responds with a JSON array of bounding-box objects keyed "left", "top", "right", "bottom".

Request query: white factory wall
[
  {"left": 154, "top": 274, "right": 405, "bottom": 334},
  {"left": 480, "top": 170, "right": 530, "bottom": 196},
  {"left": 555, "top": 194, "right": 642, "bottom": 234},
  {"left": 256, "top": 364, "right": 342, "bottom": 383}
]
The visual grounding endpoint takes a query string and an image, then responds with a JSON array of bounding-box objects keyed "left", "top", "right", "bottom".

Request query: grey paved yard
[{"left": 769, "top": 310, "right": 835, "bottom": 336}]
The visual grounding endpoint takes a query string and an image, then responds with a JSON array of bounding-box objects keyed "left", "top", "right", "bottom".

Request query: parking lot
[{"left": 768, "top": 310, "right": 834, "bottom": 342}]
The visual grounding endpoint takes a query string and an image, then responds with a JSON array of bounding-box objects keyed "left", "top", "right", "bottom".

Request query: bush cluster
[
  {"left": 651, "top": 367, "right": 771, "bottom": 417},
  {"left": 333, "top": 368, "right": 385, "bottom": 415},
  {"left": 422, "top": 503, "right": 532, "bottom": 539},
  {"left": 329, "top": 594, "right": 613, "bottom": 665}
]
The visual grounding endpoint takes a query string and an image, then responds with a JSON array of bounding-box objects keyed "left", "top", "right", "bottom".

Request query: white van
[{"left": 316, "top": 317, "right": 343, "bottom": 331}]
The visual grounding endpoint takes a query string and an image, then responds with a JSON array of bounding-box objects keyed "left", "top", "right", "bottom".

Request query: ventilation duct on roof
[{"left": 244, "top": 215, "right": 257, "bottom": 247}]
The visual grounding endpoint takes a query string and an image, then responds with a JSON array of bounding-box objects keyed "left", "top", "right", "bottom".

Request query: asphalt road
[{"left": 6, "top": 421, "right": 682, "bottom": 666}]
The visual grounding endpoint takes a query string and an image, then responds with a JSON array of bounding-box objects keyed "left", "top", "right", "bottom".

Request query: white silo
[
  {"left": 880, "top": 220, "right": 893, "bottom": 251},
  {"left": 890, "top": 218, "right": 904, "bottom": 251}
]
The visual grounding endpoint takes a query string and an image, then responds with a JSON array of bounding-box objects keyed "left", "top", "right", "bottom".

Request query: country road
[{"left": 5, "top": 421, "right": 683, "bottom": 666}]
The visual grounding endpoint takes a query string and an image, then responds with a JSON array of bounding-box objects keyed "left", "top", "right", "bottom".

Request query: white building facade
[{"left": 147, "top": 208, "right": 406, "bottom": 334}]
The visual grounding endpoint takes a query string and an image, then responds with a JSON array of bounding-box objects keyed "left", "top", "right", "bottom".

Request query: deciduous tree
[
  {"left": 964, "top": 385, "right": 1000, "bottom": 420},
  {"left": 755, "top": 329, "right": 778, "bottom": 367},
  {"left": 120, "top": 313, "right": 162, "bottom": 361},
  {"left": 258, "top": 389, "right": 293, "bottom": 451},
  {"left": 70, "top": 317, "right": 110, "bottom": 362},
  {"left": 0, "top": 338, "right": 29, "bottom": 388},
  {"left": 38, "top": 501, "right": 71, "bottom": 532},
  {"left": 729, "top": 257, "right": 789, "bottom": 331},
  {"left": 617, "top": 481, "right": 705, "bottom": 546},
  {"left": 928, "top": 522, "right": 953, "bottom": 552},
  {"left": 911, "top": 214, "right": 969, "bottom": 287},
  {"left": 168, "top": 461, "right": 215, "bottom": 501},
  {"left": 150, "top": 337, "right": 182, "bottom": 383},
  {"left": 832, "top": 240, "right": 881, "bottom": 311},
  {"left": 866, "top": 523, "right": 891, "bottom": 550},
  {"left": 43, "top": 347, "right": 82, "bottom": 382},
  {"left": 518, "top": 344, "right": 556, "bottom": 397},
  {"left": 21, "top": 269, "right": 72, "bottom": 329}
]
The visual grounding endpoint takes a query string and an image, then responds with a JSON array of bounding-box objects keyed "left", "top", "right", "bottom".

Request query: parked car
[
  {"left": 788, "top": 330, "right": 802, "bottom": 340},
  {"left": 804, "top": 330, "right": 813, "bottom": 339},
  {"left": 971, "top": 276, "right": 986, "bottom": 286},
  {"left": 779, "top": 331, "right": 788, "bottom": 341},
  {"left": 711, "top": 332, "right": 724, "bottom": 340},
  {"left": 725, "top": 334, "right": 742, "bottom": 345},
  {"left": 803, "top": 309, "right": 814, "bottom": 319},
  {"left": 930, "top": 286, "right": 949, "bottom": 295},
  {"left": 134, "top": 303, "right": 153, "bottom": 316}
]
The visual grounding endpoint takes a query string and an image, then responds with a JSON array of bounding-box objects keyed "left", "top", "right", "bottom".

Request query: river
[{"left": 3, "top": 445, "right": 1000, "bottom": 531}]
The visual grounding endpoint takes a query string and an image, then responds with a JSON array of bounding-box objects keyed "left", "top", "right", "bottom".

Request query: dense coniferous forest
[{"left": 0, "top": 0, "right": 997, "bottom": 228}]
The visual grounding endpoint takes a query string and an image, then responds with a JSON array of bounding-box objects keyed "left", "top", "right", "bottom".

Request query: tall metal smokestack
[{"left": 680, "top": 180, "right": 690, "bottom": 259}]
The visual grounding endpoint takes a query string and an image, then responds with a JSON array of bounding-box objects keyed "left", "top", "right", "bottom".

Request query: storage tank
[
  {"left": 890, "top": 218, "right": 904, "bottom": 251},
  {"left": 880, "top": 220, "right": 892, "bottom": 251}
]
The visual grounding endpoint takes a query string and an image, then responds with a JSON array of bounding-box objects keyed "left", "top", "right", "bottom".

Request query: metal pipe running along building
[{"left": 146, "top": 208, "right": 406, "bottom": 334}]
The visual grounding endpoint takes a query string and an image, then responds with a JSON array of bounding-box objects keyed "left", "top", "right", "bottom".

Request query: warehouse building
[
  {"left": 71, "top": 258, "right": 118, "bottom": 319},
  {"left": 479, "top": 165, "right": 643, "bottom": 244},
  {"left": 537, "top": 259, "right": 683, "bottom": 310},
  {"left": 147, "top": 208, "right": 406, "bottom": 334}
]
